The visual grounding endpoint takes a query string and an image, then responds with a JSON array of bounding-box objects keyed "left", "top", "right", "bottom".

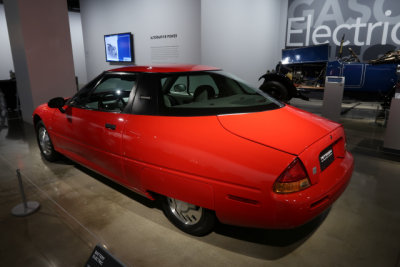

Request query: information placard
[{"left": 86, "top": 245, "right": 126, "bottom": 267}]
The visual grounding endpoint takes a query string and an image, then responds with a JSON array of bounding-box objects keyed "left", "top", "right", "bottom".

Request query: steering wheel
[{"left": 116, "top": 96, "right": 126, "bottom": 111}]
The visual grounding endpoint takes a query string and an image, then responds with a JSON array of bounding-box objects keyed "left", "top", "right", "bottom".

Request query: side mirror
[
  {"left": 48, "top": 97, "right": 66, "bottom": 113},
  {"left": 173, "top": 84, "right": 187, "bottom": 93}
]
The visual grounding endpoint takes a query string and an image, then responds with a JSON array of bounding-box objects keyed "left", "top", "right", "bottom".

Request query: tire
[
  {"left": 161, "top": 196, "right": 215, "bottom": 236},
  {"left": 35, "top": 121, "right": 59, "bottom": 162},
  {"left": 260, "top": 80, "right": 290, "bottom": 102}
]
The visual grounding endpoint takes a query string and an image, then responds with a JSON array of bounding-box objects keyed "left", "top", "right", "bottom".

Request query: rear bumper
[{"left": 215, "top": 150, "right": 354, "bottom": 229}]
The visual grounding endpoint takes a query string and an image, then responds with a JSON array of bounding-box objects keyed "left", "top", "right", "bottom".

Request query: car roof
[{"left": 109, "top": 64, "right": 221, "bottom": 73}]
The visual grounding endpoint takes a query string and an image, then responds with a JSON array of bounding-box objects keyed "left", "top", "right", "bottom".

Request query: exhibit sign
[
  {"left": 286, "top": 0, "right": 400, "bottom": 60},
  {"left": 149, "top": 33, "right": 179, "bottom": 64},
  {"left": 86, "top": 245, "right": 126, "bottom": 267}
]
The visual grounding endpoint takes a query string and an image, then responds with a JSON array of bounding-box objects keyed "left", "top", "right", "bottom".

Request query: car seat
[{"left": 193, "top": 85, "right": 215, "bottom": 102}]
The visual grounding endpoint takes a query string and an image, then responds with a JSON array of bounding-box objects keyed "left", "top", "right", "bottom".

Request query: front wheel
[
  {"left": 36, "top": 121, "right": 59, "bottom": 162},
  {"left": 161, "top": 196, "right": 215, "bottom": 236}
]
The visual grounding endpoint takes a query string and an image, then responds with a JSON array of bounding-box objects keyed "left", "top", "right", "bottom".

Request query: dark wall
[{"left": 286, "top": 0, "right": 400, "bottom": 61}]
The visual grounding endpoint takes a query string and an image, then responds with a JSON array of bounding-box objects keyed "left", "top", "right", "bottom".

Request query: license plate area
[{"left": 319, "top": 145, "right": 334, "bottom": 171}]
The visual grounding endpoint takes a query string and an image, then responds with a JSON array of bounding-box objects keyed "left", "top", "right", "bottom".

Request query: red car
[{"left": 33, "top": 65, "right": 354, "bottom": 236}]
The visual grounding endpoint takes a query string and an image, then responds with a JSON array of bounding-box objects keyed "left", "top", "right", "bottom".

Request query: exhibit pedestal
[
  {"left": 384, "top": 98, "right": 400, "bottom": 151},
  {"left": 322, "top": 76, "right": 345, "bottom": 122}
]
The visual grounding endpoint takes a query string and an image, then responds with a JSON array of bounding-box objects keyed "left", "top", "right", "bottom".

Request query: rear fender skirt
[{"left": 139, "top": 167, "right": 214, "bottom": 210}]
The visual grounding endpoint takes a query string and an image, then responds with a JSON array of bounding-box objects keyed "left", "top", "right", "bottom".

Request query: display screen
[{"left": 104, "top": 33, "right": 133, "bottom": 62}]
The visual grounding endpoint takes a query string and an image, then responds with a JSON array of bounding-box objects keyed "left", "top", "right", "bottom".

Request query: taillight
[{"left": 273, "top": 158, "right": 311, "bottom": 194}]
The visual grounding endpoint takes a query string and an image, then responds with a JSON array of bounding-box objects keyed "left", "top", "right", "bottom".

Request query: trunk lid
[{"left": 217, "top": 105, "right": 340, "bottom": 155}]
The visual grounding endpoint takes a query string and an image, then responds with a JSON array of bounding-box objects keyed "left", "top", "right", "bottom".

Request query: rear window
[{"left": 156, "top": 71, "right": 283, "bottom": 116}]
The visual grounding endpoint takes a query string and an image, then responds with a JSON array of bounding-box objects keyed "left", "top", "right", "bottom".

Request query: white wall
[
  {"left": 3, "top": 0, "right": 288, "bottom": 88},
  {"left": 201, "top": 0, "right": 288, "bottom": 87},
  {"left": 0, "top": 4, "right": 14, "bottom": 80},
  {"left": 69, "top": 12, "right": 88, "bottom": 87},
  {"left": 80, "top": 0, "right": 202, "bottom": 80}
]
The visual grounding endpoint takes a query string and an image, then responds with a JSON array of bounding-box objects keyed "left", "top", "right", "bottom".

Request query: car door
[{"left": 51, "top": 72, "right": 138, "bottom": 185}]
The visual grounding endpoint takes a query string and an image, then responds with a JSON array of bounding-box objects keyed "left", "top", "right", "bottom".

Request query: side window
[
  {"left": 161, "top": 77, "right": 168, "bottom": 87},
  {"left": 81, "top": 74, "right": 136, "bottom": 112},
  {"left": 68, "top": 73, "right": 104, "bottom": 106}
]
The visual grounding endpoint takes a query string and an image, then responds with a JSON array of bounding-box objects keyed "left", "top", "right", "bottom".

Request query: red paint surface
[{"left": 32, "top": 65, "right": 354, "bottom": 229}]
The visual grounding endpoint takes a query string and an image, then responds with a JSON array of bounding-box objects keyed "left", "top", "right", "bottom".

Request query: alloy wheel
[
  {"left": 167, "top": 197, "right": 203, "bottom": 225},
  {"left": 38, "top": 127, "right": 52, "bottom": 156}
]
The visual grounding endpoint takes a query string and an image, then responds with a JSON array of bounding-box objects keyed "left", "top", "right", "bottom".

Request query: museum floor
[{"left": 1, "top": 99, "right": 400, "bottom": 267}]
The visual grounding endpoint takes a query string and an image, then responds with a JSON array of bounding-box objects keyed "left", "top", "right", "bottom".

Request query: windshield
[{"left": 157, "top": 70, "right": 283, "bottom": 116}]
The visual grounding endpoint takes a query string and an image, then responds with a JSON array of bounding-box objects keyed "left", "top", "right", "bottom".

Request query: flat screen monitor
[{"left": 104, "top": 32, "right": 134, "bottom": 62}]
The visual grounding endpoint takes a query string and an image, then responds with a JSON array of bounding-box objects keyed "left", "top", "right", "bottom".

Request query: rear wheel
[
  {"left": 260, "top": 80, "right": 290, "bottom": 102},
  {"left": 161, "top": 196, "right": 215, "bottom": 236},
  {"left": 36, "top": 121, "right": 59, "bottom": 162}
]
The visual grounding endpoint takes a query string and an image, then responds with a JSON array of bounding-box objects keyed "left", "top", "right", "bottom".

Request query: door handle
[{"left": 105, "top": 123, "right": 116, "bottom": 130}]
